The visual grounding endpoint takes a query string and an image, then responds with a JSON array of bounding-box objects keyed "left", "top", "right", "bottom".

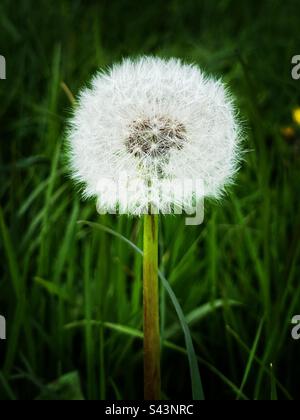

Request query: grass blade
[
  {"left": 78, "top": 220, "right": 205, "bottom": 400},
  {"left": 236, "top": 318, "right": 264, "bottom": 400}
]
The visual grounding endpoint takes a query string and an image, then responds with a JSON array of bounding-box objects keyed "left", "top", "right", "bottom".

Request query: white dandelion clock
[
  {"left": 67, "top": 56, "right": 241, "bottom": 216},
  {"left": 66, "top": 56, "right": 243, "bottom": 401}
]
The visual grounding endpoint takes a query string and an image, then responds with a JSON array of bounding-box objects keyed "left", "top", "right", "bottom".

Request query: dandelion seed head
[{"left": 67, "top": 56, "right": 242, "bottom": 215}]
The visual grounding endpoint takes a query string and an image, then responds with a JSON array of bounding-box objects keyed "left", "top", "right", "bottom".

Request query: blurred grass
[{"left": 1, "top": 0, "right": 300, "bottom": 400}]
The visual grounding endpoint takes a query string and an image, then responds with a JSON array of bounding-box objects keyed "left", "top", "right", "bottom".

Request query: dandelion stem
[{"left": 143, "top": 214, "right": 161, "bottom": 400}]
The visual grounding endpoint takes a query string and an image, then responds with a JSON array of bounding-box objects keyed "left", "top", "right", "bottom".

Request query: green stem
[{"left": 143, "top": 214, "right": 161, "bottom": 400}]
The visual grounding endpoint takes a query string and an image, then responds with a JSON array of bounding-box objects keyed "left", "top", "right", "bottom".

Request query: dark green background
[{"left": 1, "top": 0, "right": 300, "bottom": 400}]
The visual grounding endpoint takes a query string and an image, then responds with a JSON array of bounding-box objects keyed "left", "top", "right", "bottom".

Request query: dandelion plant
[{"left": 67, "top": 57, "right": 241, "bottom": 400}]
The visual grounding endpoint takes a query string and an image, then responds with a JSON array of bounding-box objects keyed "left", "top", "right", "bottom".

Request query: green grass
[{"left": 1, "top": 0, "right": 300, "bottom": 400}]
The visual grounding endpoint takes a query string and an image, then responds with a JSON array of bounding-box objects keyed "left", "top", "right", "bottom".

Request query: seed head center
[{"left": 125, "top": 116, "right": 186, "bottom": 159}]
